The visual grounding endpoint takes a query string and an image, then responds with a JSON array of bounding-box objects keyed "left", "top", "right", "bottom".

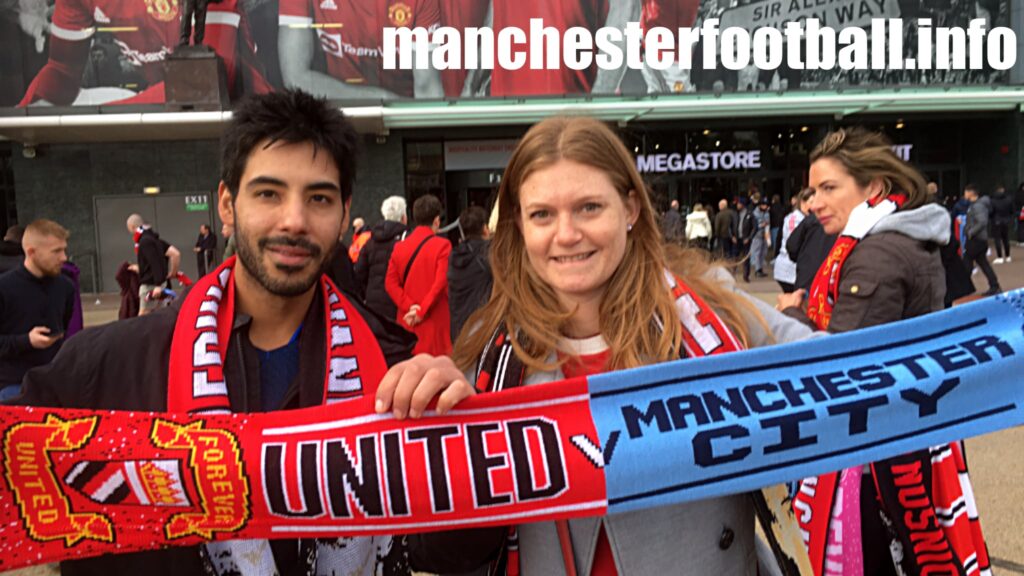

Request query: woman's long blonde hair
[{"left": 453, "top": 117, "right": 765, "bottom": 374}]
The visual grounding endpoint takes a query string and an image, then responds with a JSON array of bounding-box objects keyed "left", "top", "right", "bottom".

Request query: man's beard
[{"left": 234, "top": 225, "right": 332, "bottom": 297}]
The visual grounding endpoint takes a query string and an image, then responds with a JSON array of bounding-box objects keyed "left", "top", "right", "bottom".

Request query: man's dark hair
[
  {"left": 460, "top": 206, "right": 488, "bottom": 238},
  {"left": 221, "top": 90, "right": 360, "bottom": 203},
  {"left": 965, "top": 184, "right": 979, "bottom": 195},
  {"left": 413, "top": 195, "right": 443, "bottom": 226}
]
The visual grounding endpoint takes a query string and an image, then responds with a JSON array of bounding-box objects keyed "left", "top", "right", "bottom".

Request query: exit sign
[{"left": 185, "top": 194, "right": 209, "bottom": 212}]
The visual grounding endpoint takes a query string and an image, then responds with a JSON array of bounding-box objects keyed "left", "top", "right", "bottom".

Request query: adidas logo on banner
[
  {"left": 93, "top": 6, "right": 111, "bottom": 22},
  {"left": 320, "top": 0, "right": 337, "bottom": 9}
]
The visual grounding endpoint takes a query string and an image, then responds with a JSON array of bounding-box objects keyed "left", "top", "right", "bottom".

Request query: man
[
  {"left": 193, "top": 223, "right": 218, "bottom": 277},
  {"left": 385, "top": 194, "right": 452, "bottom": 356},
  {"left": 989, "top": 185, "right": 1014, "bottom": 264},
  {"left": 126, "top": 214, "right": 181, "bottom": 315},
  {"left": 348, "top": 217, "right": 371, "bottom": 263},
  {"left": 278, "top": 0, "right": 443, "bottom": 99},
  {"left": 749, "top": 197, "right": 771, "bottom": 278},
  {"left": 222, "top": 222, "right": 236, "bottom": 259},
  {"left": 19, "top": 0, "right": 269, "bottom": 105},
  {"left": 768, "top": 194, "right": 785, "bottom": 257},
  {"left": 660, "top": 199, "right": 684, "bottom": 245},
  {"left": 0, "top": 219, "right": 75, "bottom": 400},
  {"left": 963, "top": 184, "right": 1001, "bottom": 295},
  {"left": 178, "top": 0, "right": 221, "bottom": 46},
  {"left": 713, "top": 198, "right": 736, "bottom": 259},
  {"left": 8, "top": 90, "right": 406, "bottom": 575},
  {"left": 355, "top": 196, "right": 408, "bottom": 323},
  {"left": 737, "top": 197, "right": 756, "bottom": 281},
  {"left": 0, "top": 225, "right": 25, "bottom": 274},
  {"left": 448, "top": 205, "right": 492, "bottom": 341}
]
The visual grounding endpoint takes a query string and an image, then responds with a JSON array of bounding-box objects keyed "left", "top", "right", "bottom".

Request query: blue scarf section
[{"left": 590, "top": 290, "right": 1024, "bottom": 513}]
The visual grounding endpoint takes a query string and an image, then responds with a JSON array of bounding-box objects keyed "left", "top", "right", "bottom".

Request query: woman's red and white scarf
[
  {"left": 475, "top": 271, "right": 743, "bottom": 574},
  {"left": 167, "top": 256, "right": 390, "bottom": 574},
  {"left": 796, "top": 197, "right": 992, "bottom": 576}
]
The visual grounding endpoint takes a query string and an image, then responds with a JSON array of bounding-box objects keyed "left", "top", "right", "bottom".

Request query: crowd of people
[
  {"left": 661, "top": 174, "right": 1017, "bottom": 304},
  {"left": 0, "top": 89, "right": 1014, "bottom": 575}
]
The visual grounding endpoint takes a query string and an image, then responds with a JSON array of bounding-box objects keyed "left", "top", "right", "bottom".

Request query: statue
[{"left": 177, "top": 0, "right": 223, "bottom": 49}]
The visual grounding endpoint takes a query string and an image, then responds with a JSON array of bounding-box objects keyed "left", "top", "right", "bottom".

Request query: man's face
[
  {"left": 218, "top": 140, "right": 348, "bottom": 298},
  {"left": 965, "top": 189, "right": 977, "bottom": 202},
  {"left": 27, "top": 234, "right": 68, "bottom": 278}
]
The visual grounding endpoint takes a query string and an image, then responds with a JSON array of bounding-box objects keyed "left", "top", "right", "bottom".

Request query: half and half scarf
[
  {"left": 795, "top": 198, "right": 992, "bottom": 576},
  {"left": 168, "top": 256, "right": 391, "bottom": 575},
  {"left": 475, "top": 270, "right": 743, "bottom": 574}
]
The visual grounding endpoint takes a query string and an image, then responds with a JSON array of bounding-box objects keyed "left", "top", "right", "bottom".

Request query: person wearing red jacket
[{"left": 385, "top": 194, "right": 452, "bottom": 356}]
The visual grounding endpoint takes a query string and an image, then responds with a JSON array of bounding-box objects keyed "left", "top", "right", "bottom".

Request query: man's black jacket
[{"left": 6, "top": 284, "right": 383, "bottom": 575}]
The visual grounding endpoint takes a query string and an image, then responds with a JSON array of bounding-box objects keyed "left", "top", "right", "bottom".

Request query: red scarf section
[
  {"left": 795, "top": 196, "right": 991, "bottom": 576},
  {"left": 0, "top": 377, "right": 604, "bottom": 571},
  {"left": 167, "top": 256, "right": 386, "bottom": 413}
]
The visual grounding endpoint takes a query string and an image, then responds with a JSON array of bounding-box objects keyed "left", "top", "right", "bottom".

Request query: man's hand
[
  {"left": 776, "top": 289, "right": 806, "bottom": 312},
  {"left": 28, "top": 326, "right": 62, "bottom": 350},
  {"left": 375, "top": 354, "right": 475, "bottom": 419},
  {"left": 127, "top": 264, "right": 139, "bottom": 273}
]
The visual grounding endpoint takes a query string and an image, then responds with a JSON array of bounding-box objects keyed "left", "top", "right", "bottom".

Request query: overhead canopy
[{"left": 1, "top": 86, "right": 1022, "bottom": 144}]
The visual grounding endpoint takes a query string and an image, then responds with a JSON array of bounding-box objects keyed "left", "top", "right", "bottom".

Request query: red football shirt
[
  {"left": 641, "top": 0, "right": 700, "bottom": 31},
  {"left": 489, "top": 0, "right": 608, "bottom": 97},
  {"left": 438, "top": 0, "right": 489, "bottom": 96},
  {"left": 278, "top": 0, "right": 440, "bottom": 97}
]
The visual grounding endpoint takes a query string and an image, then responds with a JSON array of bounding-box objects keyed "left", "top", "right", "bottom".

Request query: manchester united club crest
[
  {"left": 388, "top": 2, "right": 413, "bottom": 27},
  {"left": 144, "top": 0, "right": 179, "bottom": 22}
]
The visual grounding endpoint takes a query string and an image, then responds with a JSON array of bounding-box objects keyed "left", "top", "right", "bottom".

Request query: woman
[
  {"left": 786, "top": 193, "right": 837, "bottom": 293},
  {"left": 776, "top": 128, "right": 990, "bottom": 576},
  {"left": 772, "top": 191, "right": 807, "bottom": 293},
  {"left": 685, "top": 202, "right": 712, "bottom": 250},
  {"left": 378, "top": 117, "right": 816, "bottom": 575}
]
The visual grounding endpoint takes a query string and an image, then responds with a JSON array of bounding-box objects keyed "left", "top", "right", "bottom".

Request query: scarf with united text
[
  {"left": 795, "top": 197, "right": 992, "bottom": 576},
  {"left": 168, "top": 256, "right": 398, "bottom": 576}
]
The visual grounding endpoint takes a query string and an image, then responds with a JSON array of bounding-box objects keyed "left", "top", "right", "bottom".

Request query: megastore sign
[{"left": 636, "top": 150, "right": 763, "bottom": 173}]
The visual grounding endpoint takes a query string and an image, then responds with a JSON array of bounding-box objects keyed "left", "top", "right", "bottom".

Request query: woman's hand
[
  {"left": 375, "top": 354, "right": 476, "bottom": 419},
  {"left": 776, "top": 289, "right": 806, "bottom": 312}
]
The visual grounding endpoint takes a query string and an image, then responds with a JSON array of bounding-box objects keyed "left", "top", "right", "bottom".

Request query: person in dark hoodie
[
  {"left": 354, "top": 195, "right": 408, "bottom": 323},
  {"left": 0, "top": 225, "right": 24, "bottom": 275},
  {"left": 989, "top": 184, "right": 1014, "bottom": 263},
  {"left": 448, "top": 205, "right": 492, "bottom": 341},
  {"left": 786, "top": 188, "right": 838, "bottom": 292},
  {"left": 963, "top": 184, "right": 1001, "bottom": 295}
]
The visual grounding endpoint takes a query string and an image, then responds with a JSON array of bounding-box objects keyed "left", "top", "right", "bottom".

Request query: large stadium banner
[{"left": 0, "top": 0, "right": 1014, "bottom": 107}]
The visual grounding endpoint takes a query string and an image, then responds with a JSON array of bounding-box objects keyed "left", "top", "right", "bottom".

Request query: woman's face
[
  {"left": 808, "top": 157, "right": 880, "bottom": 235},
  {"left": 517, "top": 159, "right": 639, "bottom": 311}
]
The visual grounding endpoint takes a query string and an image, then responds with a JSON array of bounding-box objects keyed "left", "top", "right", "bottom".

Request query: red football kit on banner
[
  {"left": 641, "top": 0, "right": 700, "bottom": 31},
  {"left": 438, "top": 0, "right": 489, "bottom": 96},
  {"left": 489, "top": 0, "right": 608, "bottom": 97},
  {"left": 19, "top": 0, "right": 267, "bottom": 105},
  {"left": 278, "top": 0, "right": 440, "bottom": 97}
]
